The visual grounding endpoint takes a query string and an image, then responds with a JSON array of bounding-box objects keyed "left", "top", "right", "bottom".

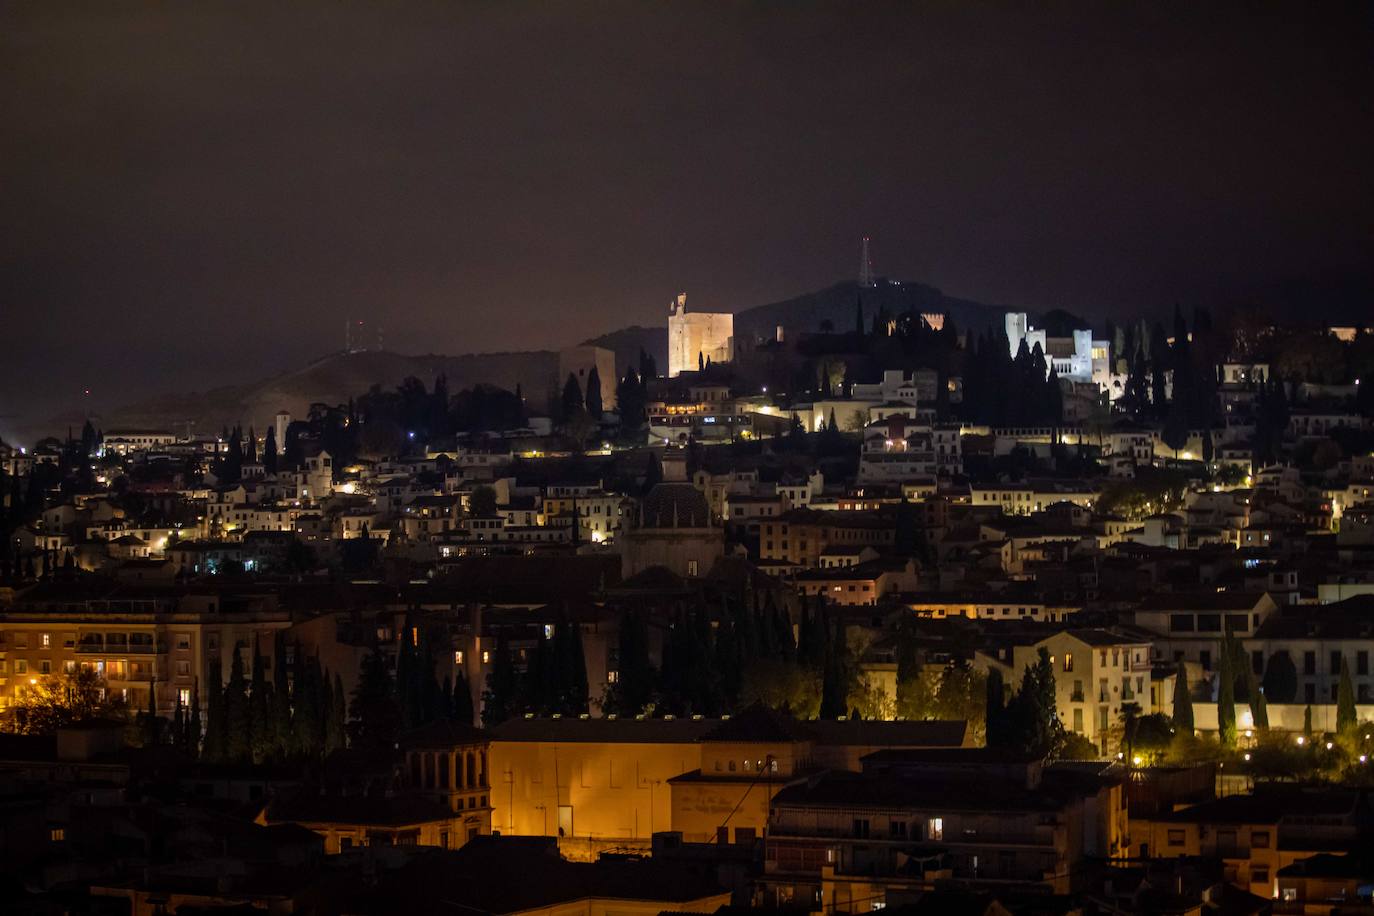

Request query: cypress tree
[
  {"left": 561, "top": 373, "right": 584, "bottom": 419},
  {"left": 204, "top": 656, "right": 226, "bottom": 762},
  {"left": 452, "top": 669, "right": 474, "bottom": 726},
  {"left": 585, "top": 366, "right": 603, "bottom": 419},
  {"left": 481, "top": 631, "right": 518, "bottom": 727},
  {"left": 172, "top": 691, "right": 186, "bottom": 751},
  {"left": 1249, "top": 667, "right": 1269, "bottom": 730},
  {"left": 224, "top": 644, "right": 251, "bottom": 763},
  {"left": 819, "top": 612, "right": 849, "bottom": 719},
  {"left": 1172, "top": 660, "right": 1194, "bottom": 732},
  {"left": 331, "top": 673, "right": 347, "bottom": 751},
  {"left": 349, "top": 649, "right": 397, "bottom": 750},
  {"left": 270, "top": 633, "right": 292, "bottom": 758},
  {"left": 1217, "top": 645, "right": 1237, "bottom": 748},
  {"left": 263, "top": 426, "right": 279, "bottom": 475},
  {"left": 1337, "top": 656, "right": 1358, "bottom": 733},
  {"left": 188, "top": 678, "right": 202, "bottom": 759},
  {"left": 143, "top": 678, "right": 159, "bottom": 746},
  {"left": 608, "top": 608, "right": 653, "bottom": 717},
  {"left": 248, "top": 638, "right": 273, "bottom": 763}
]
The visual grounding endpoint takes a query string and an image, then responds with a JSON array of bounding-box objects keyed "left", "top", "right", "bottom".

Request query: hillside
[
  {"left": 91, "top": 277, "right": 1020, "bottom": 435},
  {"left": 584, "top": 280, "right": 1015, "bottom": 371},
  {"left": 99, "top": 349, "right": 560, "bottom": 435}
]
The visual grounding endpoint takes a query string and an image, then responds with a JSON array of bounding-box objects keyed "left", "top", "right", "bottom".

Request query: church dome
[{"left": 637, "top": 482, "right": 711, "bottom": 529}]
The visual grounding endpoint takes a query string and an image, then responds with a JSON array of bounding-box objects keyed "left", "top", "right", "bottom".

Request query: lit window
[
  {"left": 481, "top": 650, "right": 490, "bottom": 664},
  {"left": 927, "top": 817, "right": 943, "bottom": 841},
  {"left": 454, "top": 650, "right": 464, "bottom": 665}
]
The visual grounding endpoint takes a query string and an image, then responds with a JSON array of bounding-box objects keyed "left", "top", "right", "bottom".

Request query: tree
[
  {"left": 1262, "top": 652, "right": 1298, "bottom": 703},
  {"left": 188, "top": 678, "right": 202, "bottom": 758},
  {"left": 1132, "top": 713, "right": 1176, "bottom": 763},
  {"left": 13, "top": 668, "right": 124, "bottom": 734},
  {"left": 561, "top": 373, "right": 584, "bottom": 420},
  {"left": 1118, "top": 701, "right": 1143, "bottom": 762},
  {"left": 469, "top": 485, "right": 498, "bottom": 517},
  {"left": 603, "top": 608, "right": 655, "bottom": 716},
  {"left": 451, "top": 670, "right": 474, "bottom": 726},
  {"left": 203, "top": 656, "right": 226, "bottom": 762},
  {"left": 262, "top": 425, "right": 279, "bottom": 475},
  {"left": 585, "top": 366, "right": 603, "bottom": 419},
  {"left": 248, "top": 639, "right": 274, "bottom": 763},
  {"left": 224, "top": 644, "right": 251, "bottom": 762},
  {"left": 1217, "top": 644, "right": 1237, "bottom": 748},
  {"left": 327, "top": 671, "right": 347, "bottom": 753},
  {"left": 1171, "top": 661, "right": 1194, "bottom": 732},
  {"left": 349, "top": 650, "right": 399, "bottom": 751},
  {"left": 616, "top": 367, "right": 646, "bottom": 432},
  {"left": 1162, "top": 401, "right": 1189, "bottom": 459},
  {"left": 1247, "top": 665, "right": 1269, "bottom": 730},
  {"left": 991, "top": 648, "right": 1061, "bottom": 757},
  {"left": 481, "top": 631, "right": 518, "bottom": 727},
  {"left": 1337, "top": 655, "right": 1358, "bottom": 733}
]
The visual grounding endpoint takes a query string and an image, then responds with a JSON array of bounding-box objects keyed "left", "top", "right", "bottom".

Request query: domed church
[{"left": 620, "top": 451, "right": 724, "bottom": 580}]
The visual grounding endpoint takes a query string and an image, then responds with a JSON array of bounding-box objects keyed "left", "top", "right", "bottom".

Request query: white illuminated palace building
[{"left": 1006, "top": 312, "right": 1122, "bottom": 398}]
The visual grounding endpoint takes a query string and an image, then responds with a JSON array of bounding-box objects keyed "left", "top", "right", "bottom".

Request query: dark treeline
[
  {"left": 480, "top": 592, "right": 864, "bottom": 726},
  {"left": 159, "top": 633, "right": 347, "bottom": 765}
]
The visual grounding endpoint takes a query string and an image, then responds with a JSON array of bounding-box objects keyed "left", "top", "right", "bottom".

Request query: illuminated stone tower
[{"left": 667, "top": 293, "right": 733, "bottom": 378}]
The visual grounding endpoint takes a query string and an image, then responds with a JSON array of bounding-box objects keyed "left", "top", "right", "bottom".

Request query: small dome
[{"left": 638, "top": 483, "right": 710, "bottom": 529}]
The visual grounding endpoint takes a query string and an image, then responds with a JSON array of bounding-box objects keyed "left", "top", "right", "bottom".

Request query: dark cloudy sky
[{"left": 2, "top": 1, "right": 1372, "bottom": 438}]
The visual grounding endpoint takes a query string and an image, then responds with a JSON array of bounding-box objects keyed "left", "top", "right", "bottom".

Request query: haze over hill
[{"left": 40, "top": 279, "right": 1015, "bottom": 441}]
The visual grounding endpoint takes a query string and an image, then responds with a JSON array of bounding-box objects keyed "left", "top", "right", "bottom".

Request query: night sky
[{"left": 3, "top": 2, "right": 1372, "bottom": 438}]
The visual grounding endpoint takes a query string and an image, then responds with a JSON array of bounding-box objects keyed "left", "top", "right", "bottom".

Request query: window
[
  {"left": 175, "top": 661, "right": 190, "bottom": 676},
  {"left": 687, "top": 559, "right": 699, "bottom": 577},
  {"left": 1332, "top": 651, "right": 1343, "bottom": 675},
  {"left": 481, "top": 650, "right": 490, "bottom": 664},
  {"left": 1197, "top": 614, "right": 1221, "bottom": 632},
  {"left": 41, "top": 633, "right": 51, "bottom": 648},
  {"left": 1063, "top": 652, "right": 1073, "bottom": 672},
  {"left": 1169, "top": 615, "right": 1195, "bottom": 633},
  {"left": 15, "top": 660, "right": 27, "bottom": 675},
  {"left": 39, "top": 660, "right": 51, "bottom": 675},
  {"left": 176, "top": 634, "right": 191, "bottom": 650},
  {"left": 1304, "top": 651, "right": 1316, "bottom": 675},
  {"left": 1360, "top": 651, "right": 1369, "bottom": 676},
  {"left": 179, "top": 688, "right": 191, "bottom": 707},
  {"left": 1167, "top": 830, "right": 1185, "bottom": 846},
  {"left": 926, "top": 817, "right": 943, "bottom": 841},
  {"left": 852, "top": 818, "right": 870, "bottom": 838},
  {"left": 1251, "top": 830, "right": 1270, "bottom": 849},
  {"left": 454, "top": 650, "right": 464, "bottom": 665},
  {"left": 49, "top": 828, "right": 65, "bottom": 842},
  {"left": 889, "top": 820, "right": 907, "bottom": 839},
  {"left": 1281, "top": 888, "right": 1297, "bottom": 902},
  {"left": 1252, "top": 866, "right": 1269, "bottom": 885}
]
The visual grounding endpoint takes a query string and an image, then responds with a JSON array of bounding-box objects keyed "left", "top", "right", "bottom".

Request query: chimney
[{"left": 662, "top": 451, "right": 688, "bottom": 482}]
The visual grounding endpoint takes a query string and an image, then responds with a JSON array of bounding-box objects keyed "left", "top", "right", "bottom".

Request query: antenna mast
[{"left": 858, "top": 236, "right": 876, "bottom": 288}]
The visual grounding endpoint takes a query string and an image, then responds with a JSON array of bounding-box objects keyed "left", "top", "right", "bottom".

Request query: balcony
[{"left": 1070, "top": 689, "right": 1085, "bottom": 702}]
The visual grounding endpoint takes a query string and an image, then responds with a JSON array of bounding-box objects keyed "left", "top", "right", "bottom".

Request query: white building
[{"left": 1005, "top": 312, "right": 1115, "bottom": 394}]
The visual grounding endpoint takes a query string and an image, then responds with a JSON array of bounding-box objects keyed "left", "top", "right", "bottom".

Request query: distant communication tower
[{"left": 858, "top": 236, "right": 876, "bottom": 288}]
